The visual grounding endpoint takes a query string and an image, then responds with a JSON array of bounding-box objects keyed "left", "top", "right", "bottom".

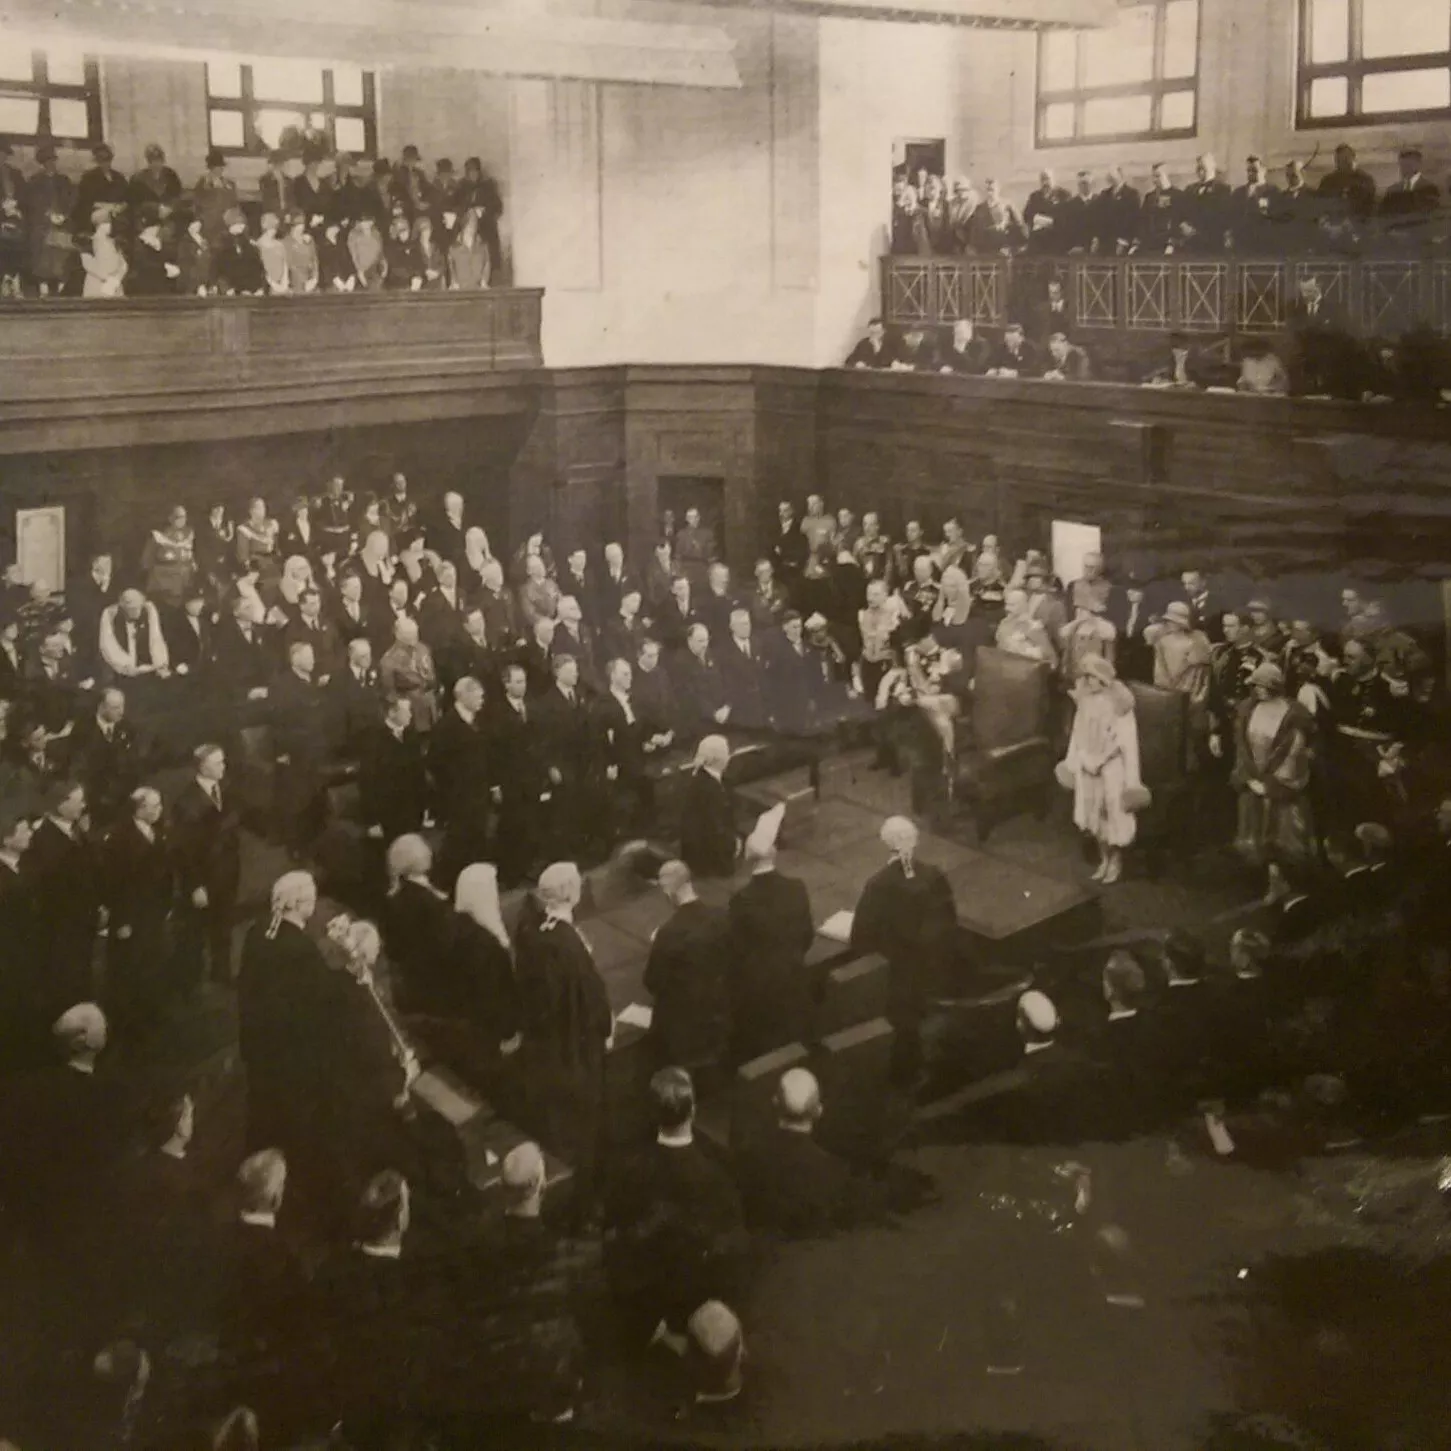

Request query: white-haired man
[
  {"left": 679, "top": 734, "right": 738, "bottom": 879},
  {"left": 98, "top": 588, "right": 171, "bottom": 682},
  {"left": 516, "top": 862, "right": 613, "bottom": 1212},
  {"left": 103, "top": 785, "right": 172, "bottom": 1034},
  {"left": 850, "top": 815, "right": 958, "bottom": 1086}
]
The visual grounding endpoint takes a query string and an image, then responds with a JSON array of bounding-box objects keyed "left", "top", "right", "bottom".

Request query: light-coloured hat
[
  {"left": 1163, "top": 600, "right": 1192, "bottom": 627},
  {"left": 1248, "top": 661, "right": 1284, "bottom": 690}
]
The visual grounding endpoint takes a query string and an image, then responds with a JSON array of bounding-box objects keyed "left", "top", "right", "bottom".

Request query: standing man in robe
[
  {"left": 851, "top": 816, "right": 959, "bottom": 1086},
  {"left": 515, "top": 862, "right": 614, "bottom": 1214},
  {"left": 726, "top": 805, "right": 816, "bottom": 1063},
  {"left": 170, "top": 743, "right": 243, "bottom": 989},
  {"left": 679, "top": 734, "right": 738, "bottom": 879}
]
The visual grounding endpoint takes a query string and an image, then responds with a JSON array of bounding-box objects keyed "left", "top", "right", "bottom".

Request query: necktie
[{"left": 209, "top": 783, "right": 221, "bottom": 809}]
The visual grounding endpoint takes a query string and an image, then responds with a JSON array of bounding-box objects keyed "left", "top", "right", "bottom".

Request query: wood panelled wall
[{"left": 4, "top": 366, "right": 1448, "bottom": 629}]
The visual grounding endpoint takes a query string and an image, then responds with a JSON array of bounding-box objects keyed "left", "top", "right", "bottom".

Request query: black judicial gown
[{"left": 679, "top": 768, "right": 738, "bottom": 879}]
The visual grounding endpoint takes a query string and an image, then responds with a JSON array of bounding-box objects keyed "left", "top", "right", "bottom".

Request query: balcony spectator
[
  {"left": 127, "top": 209, "right": 179, "bottom": 296},
  {"left": 283, "top": 213, "right": 319, "bottom": 293},
  {"left": 458, "top": 156, "right": 505, "bottom": 276},
  {"left": 1042, "top": 329, "right": 1091, "bottom": 382},
  {"left": 1317, "top": 142, "right": 1377, "bottom": 229},
  {"left": 947, "top": 177, "right": 978, "bottom": 253},
  {"left": 1059, "top": 170, "right": 1097, "bottom": 253},
  {"left": 1268, "top": 160, "right": 1319, "bottom": 253},
  {"left": 920, "top": 174, "right": 951, "bottom": 254},
  {"left": 318, "top": 221, "right": 355, "bottom": 290},
  {"left": 395, "top": 143, "right": 432, "bottom": 220},
  {"left": 430, "top": 157, "right": 459, "bottom": 231},
  {"left": 74, "top": 142, "right": 128, "bottom": 237},
  {"left": 193, "top": 148, "right": 237, "bottom": 244},
  {"left": 215, "top": 208, "right": 263, "bottom": 295},
  {"left": 256, "top": 212, "right": 289, "bottom": 294},
  {"left": 293, "top": 156, "right": 331, "bottom": 235},
  {"left": 891, "top": 325, "right": 934, "bottom": 371},
  {"left": 175, "top": 210, "right": 212, "bottom": 295},
  {"left": 969, "top": 179, "right": 1026, "bottom": 255},
  {"left": 1378, "top": 146, "right": 1440, "bottom": 245},
  {"left": 938, "top": 317, "right": 990, "bottom": 375},
  {"left": 258, "top": 150, "right": 293, "bottom": 222},
  {"left": 128, "top": 143, "right": 182, "bottom": 228},
  {"left": 1231, "top": 155, "right": 1278, "bottom": 253},
  {"left": 1236, "top": 337, "right": 1289, "bottom": 397},
  {"left": 1095, "top": 166, "right": 1141, "bottom": 255},
  {"left": 366, "top": 157, "right": 398, "bottom": 224},
  {"left": 1287, "top": 273, "right": 1352, "bottom": 395},
  {"left": 24, "top": 143, "right": 75, "bottom": 297},
  {"left": 384, "top": 213, "right": 421, "bottom": 290},
  {"left": 1024, "top": 168, "right": 1070, "bottom": 254},
  {"left": 1138, "top": 162, "right": 1181, "bottom": 253},
  {"left": 845, "top": 316, "right": 896, "bottom": 369},
  {"left": 329, "top": 152, "right": 368, "bottom": 229},
  {"left": 411, "top": 216, "right": 446, "bottom": 291},
  {"left": 1143, "top": 330, "right": 1215, "bottom": 388},
  {"left": 1180, "top": 153, "right": 1231, "bottom": 253},
  {"left": 986, "top": 321, "right": 1038, "bottom": 378},
  {"left": 449, "top": 209, "right": 491, "bottom": 290},
  {"left": 349, "top": 214, "right": 386, "bottom": 291},
  {"left": 80, "top": 208, "right": 127, "bottom": 298},
  {"left": 1030, "top": 276, "right": 1073, "bottom": 343},
  {"left": 891, "top": 181, "right": 928, "bottom": 256},
  {"left": 0, "top": 142, "right": 23, "bottom": 296}
]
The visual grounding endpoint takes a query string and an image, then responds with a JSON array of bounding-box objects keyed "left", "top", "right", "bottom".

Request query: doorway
[{"left": 894, "top": 137, "right": 946, "bottom": 200}]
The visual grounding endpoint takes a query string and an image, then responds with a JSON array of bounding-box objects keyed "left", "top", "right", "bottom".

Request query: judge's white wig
[
  {"left": 880, "top": 815, "right": 919, "bottom": 855},
  {"left": 456, "top": 862, "right": 510, "bottom": 950},
  {"left": 537, "top": 861, "right": 582, "bottom": 909},
  {"left": 53, "top": 1002, "right": 107, "bottom": 1055},
  {"left": 386, "top": 833, "right": 432, "bottom": 881},
  {"left": 694, "top": 734, "right": 730, "bottom": 772},
  {"left": 269, "top": 870, "right": 317, "bottom": 918}
]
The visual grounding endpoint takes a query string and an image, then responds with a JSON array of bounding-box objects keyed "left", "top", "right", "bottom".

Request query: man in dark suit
[
  {"left": 429, "top": 491, "right": 468, "bottom": 568},
  {"left": 328, "top": 637, "right": 384, "bottom": 758},
  {"left": 1093, "top": 165, "right": 1141, "bottom": 255},
  {"left": 68, "top": 687, "right": 141, "bottom": 831},
  {"left": 1029, "top": 277, "right": 1074, "bottom": 343},
  {"left": 644, "top": 860, "right": 731, "bottom": 1081},
  {"left": 359, "top": 695, "right": 428, "bottom": 847},
  {"left": 0, "top": 807, "right": 38, "bottom": 1071},
  {"left": 675, "top": 623, "right": 732, "bottom": 733},
  {"left": 430, "top": 675, "right": 493, "bottom": 887},
  {"left": 716, "top": 608, "right": 772, "bottom": 732},
  {"left": 67, "top": 552, "right": 119, "bottom": 676},
  {"left": 1138, "top": 162, "right": 1182, "bottom": 252},
  {"left": 559, "top": 549, "right": 595, "bottom": 626},
  {"left": 727, "top": 804, "right": 816, "bottom": 1063},
  {"left": 679, "top": 735, "right": 738, "bottom": 880},
  {"left": 657, "top": 575, "right": 703, "bottom": 654},
  {"left": 417, "top": 559, "right": 471, "bottom": 663},
  {"left": 1022, "top": 168, "right": 1071, "bottom": 254},
  {"left": 170, "top": 742, "right": 242, "bottom": 987},
  {"left": 736, "top": 1067, "right": 862, "bottom": 1237},
  {"left": 843, "top": 317, "right": 897, "bottom": 369},
  {"left": 633, "top": 637, "right": 686, "bottom": 741},
  {"left": 605, "top": 1068, "right": 746, "bottom": 1342},
  {"left": 1286, "top": 273, "right": 1353, "bottom": 396},
  {"left": 851, "top": 816, "right": 959, "bottom": 1086},
  {"left": 443, "top": 606, "right": 496, "bottom": 695},
  {"left": 488, "top": 663, "right": 548, "bottom": 886},
  {"left": 986, "top": 322, "right": 1039, "bottom": 377},
  {"left": 331, "top": 570, "right": 372, "bottom": 647},
  {"left": 476, "top": 558, "right": 523, "bottom": 656},
  {"left": 1042, "top": 329, "right": 1092, "bottom": 382},
  {"left": 283, "top": 588, "right": 343, "bottom": 682},
  {"left": 269, "top": 641, "right": 329, "bottom": 858},
  {"left": 553, "top": 595, "right": 602, "bottom": 695},
  {"left": 164, "top": 586, "right": 214, "bottom": 681},
  {"left": 1179, "top": 153, "right": 1232, "bottom": 252},
  {"left": 698, "top": 563, "right": 740, "bottom": 646},
  {"left": 103, "top": 786, "right": 174, "bottom": 1036},
  {"left": 1378, "top": 146, "right": 1439, "bottom": 242},
  {"left": 0, "top": 613, "right": 24, "bottom": 699},
  {"left": 600, "top": 588, "right": 650, "bottom": 669},
  {"left": 596, "top": 542, "right": 638, "bottom": 623},
  {"left": 534, "top": 654, "right": 603, "bottom": 859},
  {"left": 27, "top": 780, "right": 101, "bottom": 1024},
  {"left": 1142, "top": 330, "right": 1219, "bottom": 388},
  {"left": 596, "top": 657, "right": 667, "bottom": 836},
  {"left": 214, "top": 596, "right": 273, "bottom": 705}
]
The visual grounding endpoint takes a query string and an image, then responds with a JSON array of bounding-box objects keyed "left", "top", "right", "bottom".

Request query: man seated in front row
[
  {"left": 1042, "top": 329, "right": 1091, "bottom": 382},
  {"left": 843, "top": 316, "right": 896, "bottom": 370},
  {"left": 986, "top": 321, "right": 1039, "bottom": 378}
]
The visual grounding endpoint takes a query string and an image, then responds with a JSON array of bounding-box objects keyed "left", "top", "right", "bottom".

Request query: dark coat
[
  {"left": 737, "top": 1124, "right": 858, "bottom": 1238},
  {"left": 359, "top": 724, "right": 428, "bottom": 842},
  {"left": 643, "top": 899, "right": 732, "bottom": 1070},
  {"left": 428, "top": 706, "right": 493, "bottom": 822},
  {"left": 727, "top": 869, "right": 817, "bottom": 1062},
  {"left": 678, "top": 769, "right": 737, "bottom": 879},
  {"left": 169, "top": 777, "right": 242, "bottom": 904},
  {"left": 27, "top": 816, "right": 100, "bottom": 1019},
  {"left": 851, "top": 858, "right": 958, "bottom": 1030}
]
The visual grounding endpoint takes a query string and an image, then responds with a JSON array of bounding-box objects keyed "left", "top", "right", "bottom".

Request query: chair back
[
  {"left": 971, "top": 647, "right": 1051, "bottom": 751},
  {"left": 1127, "top": 680, "right": 1187, "bottom": 787}
]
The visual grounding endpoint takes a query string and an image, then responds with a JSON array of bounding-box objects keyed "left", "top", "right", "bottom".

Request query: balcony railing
[{"left": 883, "top": 256, "right": 1451, "bottom": 339}]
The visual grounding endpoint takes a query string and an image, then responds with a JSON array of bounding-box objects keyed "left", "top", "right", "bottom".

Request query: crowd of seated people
[
  {"left": 0, "top": 138, "right": 503, "bottom": 299},
  {"left": 891, "top": 144, "right": 1443, "bottom": 260}
]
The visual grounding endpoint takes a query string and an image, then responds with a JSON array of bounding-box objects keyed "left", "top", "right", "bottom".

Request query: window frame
[
  {"left": 1297, "top": 0, "right": 1451, "bottom": 129},
  {"left": 0, "top": 49, "right": 104, "bottom": 149},
  {"left": 205, "top": 62, "right": 378, "bottom": 159},
  {"left": 1034, "top": 0, "right": 1202, "bottom": 149}
]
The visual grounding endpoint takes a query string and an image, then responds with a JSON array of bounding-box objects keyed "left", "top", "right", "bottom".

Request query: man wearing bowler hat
[{"left": 74, "top": 142, "right": 128, "bottom": 235}]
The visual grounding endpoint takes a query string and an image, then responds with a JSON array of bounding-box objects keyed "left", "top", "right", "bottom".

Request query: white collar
[
  {"left": 751, "top": 863, "right": 775, "bottom": 877},
  {"left": 544, "top": 905, "right": 575, "bottom": 926},
  {"left": 360, "top": 1241, "right": 402, "bottom": 1259},
  {"left": 456, "top": 703, "right": 477, "bottom": 725},
  {"left": 239, "top": 1210, "right": 276, "bottom": 1228},
  {"left": 1108, "top": 1007, "right": 1138, "bottom": 1021},
  {"left": 1168, "top": 977, "right": 1200, "bottom": 988},
  {"left": 47, "top": 815, "right": 76, "bottom": 839},
  {"left": 611, "top": 687, "right": 632, "bottom": 708},
  {"left": 135, "top": 819, "right": 155, "bottom": 842},
  {"left": 68, "top": 1058, "right": 96, "bottom": 1075},
  {"left": 0, "top": 850, "right": 20, "bottom": 870},
  {"left": 1024, "top": 1038, "right": 1055, "bottom": 1055},
  {"left": 657, "top": 1126, "right": 694, "bottom": 1148}
]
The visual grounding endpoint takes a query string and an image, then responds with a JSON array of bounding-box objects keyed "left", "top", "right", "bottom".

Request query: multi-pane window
[
  {"left": 0, "top": 41, "right": 103, "bottom": 147},
  {"left": 206, "top": 59, "right": 377, "bottom": 156},
  {"left": 1036, "top": 0, "right": 1200, "bottom": 147},
  {"left": 1299, "top": 0, "right": 1451, "bottom": 126}
]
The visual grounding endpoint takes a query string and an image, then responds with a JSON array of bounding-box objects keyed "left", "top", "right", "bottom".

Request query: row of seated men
[
  {"left": 891, "top": 145, "right": 1442, "bottom": 260},
  {"left": 0, "top": 138, "right": 504, "bottom": 298},
  {"left": 845, "top": 301, "right": 1451, "bottom": 402}
]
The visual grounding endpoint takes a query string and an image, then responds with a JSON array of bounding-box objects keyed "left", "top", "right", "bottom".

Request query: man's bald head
[
  {"left": 658, "top": 858, "right": 694, "bottom": 903},
  {"left": 538, "top": 861, "right": 582, "bottom": 910},
  {"left": 777, "top": 1067, "right": 822, "bottom": 1128}
]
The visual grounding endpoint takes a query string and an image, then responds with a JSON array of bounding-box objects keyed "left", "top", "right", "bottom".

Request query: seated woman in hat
[{"left": 80, "top": 206, "right": 127, "bottom": 298}]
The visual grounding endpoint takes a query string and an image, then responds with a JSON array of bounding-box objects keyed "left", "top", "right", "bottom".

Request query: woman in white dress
[
  {"left": 81, "top": 209, "right": 127, "bottom": 297},
  {"left": 1059, "top": 654, "right": 1144, "bottom": 884}
]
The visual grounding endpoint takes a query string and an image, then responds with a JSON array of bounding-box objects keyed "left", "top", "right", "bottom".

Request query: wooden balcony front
[{"left": 0, "top": 288, "right": 544, "bottom": 455}]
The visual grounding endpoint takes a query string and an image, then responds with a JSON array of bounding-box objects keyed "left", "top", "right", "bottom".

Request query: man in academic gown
[
  {"left": 103, "top": 786, "right": 175, "bottom": 1036},
  {"left": 514, "top": 862, "right": 614, "bottom": 1212},
  {"left": 644, "top": 860, "right": 732, "bottom": 1081},
  {"left": 170, "top": 743, "right": 243, "bottom": 988},
  {"left": 679, "top": 734, "right": 738, "bottom": 879},
  {"left": 328, "top": 637, "right": 384, "bottom": 758},
  {"left": 27, "top": 780, "right": 101, "bottom": 1024},
  {"left": 851, "top": 815, "right": 959, "bottom": 1085},
  {"left": 534, "top": 654, "right": 604, "bottom": 859},
  {"left": 488, "top": 663, "right": 549, "bottom": 886},
  {"left": 727, "top": 804, "right": 817, "bottom": 1064},
  {"left": 429, "top": 675, "right": 493, "bottom": 889}
]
